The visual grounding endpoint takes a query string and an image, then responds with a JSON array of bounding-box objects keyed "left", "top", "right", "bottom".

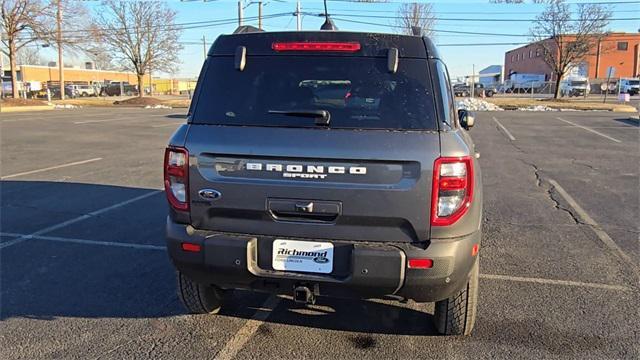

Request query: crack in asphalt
[
  {"left": 518, "top": 159, "right": 585, "bottom": 226},
  {"left": 571, "top": 159, "right": 598, "bottom": 171}
]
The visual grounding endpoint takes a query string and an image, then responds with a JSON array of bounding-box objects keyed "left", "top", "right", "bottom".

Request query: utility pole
[
  {"left": 296, "top": 1, "right": 301, "bottom": 31},
  {"left": 202, "top": 35, "right": 207, "bottom": 60},
  {"left": 258, "top": 1, "right": 263, "bottom": 30},
  {"left": 56, "top": 0, "right": 64, "bottom": 100},
  {"left": 471, "top": 64, "right": 475, "bottom": 98},
  {"left": 238, "top": 0, "right": 243, "bottom": 26}
]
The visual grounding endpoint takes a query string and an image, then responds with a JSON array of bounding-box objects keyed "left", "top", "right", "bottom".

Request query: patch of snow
[
  {"left": 144, "top": 104, "right": 172, "bottom": 109},
  {"left": 53, "top": 104, "right": 81, "bottom": 109},
  {"left": 456, "top": 98, "right": 503, "bottom": 111},
  {"left": 517, "top": 105, "right": 557, "bottom": 111}
]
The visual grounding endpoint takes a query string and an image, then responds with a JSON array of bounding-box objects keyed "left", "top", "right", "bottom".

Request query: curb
[{"left": 0, "top": 105, "right": 55, "bottom": 113}]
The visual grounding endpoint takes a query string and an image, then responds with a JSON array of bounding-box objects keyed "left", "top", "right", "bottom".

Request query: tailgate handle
[{"left": 268, "top": 199, "right": 341, "bottom": 223}]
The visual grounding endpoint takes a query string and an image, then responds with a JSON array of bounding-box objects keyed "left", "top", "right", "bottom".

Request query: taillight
[
  {"left": 272, "top": 42, "right": 361, "bottom": 52},
  {"left": 431, "top": 156, "right": 473, "bottom": 226},
  {"left": 164, "top": 147, "right": 189, "bottom": 211}
]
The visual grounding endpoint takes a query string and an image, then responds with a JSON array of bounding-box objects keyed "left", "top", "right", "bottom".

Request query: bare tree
[
  {"left": 530, "top": 0, "right": 611, "bottom": 99},
  {"left": 395, "top": 2, "right": 436, "bottom": 38},
  {"left": 94, "top": 0, "right": 183, "bottom": 98},
  {"left": 1, "top": 0, "right": 52, "bottom": 98},
  {"left": 16, "top": 45, "right": 42, "bottom": 65}
]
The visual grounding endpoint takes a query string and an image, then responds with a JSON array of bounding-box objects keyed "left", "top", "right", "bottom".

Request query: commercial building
[
  {"left": 1, "top": 64, "right": 196, "bottom": 95},
  {"left": 6, "top": 64, "right": 137, "bottom": 84},
  {"left": 504, "top": 32, "right": 640, "bottom": 81},
  {"left": 478, "top": 65, "right": 503, "bottom": 85}
]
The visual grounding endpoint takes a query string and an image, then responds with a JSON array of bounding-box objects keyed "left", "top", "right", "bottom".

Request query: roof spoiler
[{"left": 233, "top": 25, "right": 263, "bottom": 34}]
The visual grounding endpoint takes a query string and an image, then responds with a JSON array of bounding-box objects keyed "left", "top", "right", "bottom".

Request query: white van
[
  {"left": 560, "top": 77, "right": 590, "bottom": 97},
  {"left": 619, "top": 78, "right": 639, "bottom": 96}
]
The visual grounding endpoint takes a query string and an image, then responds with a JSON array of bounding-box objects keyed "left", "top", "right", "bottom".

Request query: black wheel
[
  {"left": 486, "top": 90, "right": 494, "bottom": 97},
  {"left": 433, "top": 258, "right": 479, "bottom": 336},
  {"left": 177, "top": 271, "right": 223, "bottom": 314}
]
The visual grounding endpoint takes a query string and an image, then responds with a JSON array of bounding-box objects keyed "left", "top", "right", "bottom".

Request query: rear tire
[
  {"left": 177, "top": 271, "right": 223, "bottom": 314},
  {"left": 433, "top": 258, "right": 479, "bottom": 336}
]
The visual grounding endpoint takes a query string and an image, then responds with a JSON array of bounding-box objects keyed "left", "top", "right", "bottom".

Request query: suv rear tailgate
[{"left": 187, "top": 125, "right": 439, "bottom": 242}]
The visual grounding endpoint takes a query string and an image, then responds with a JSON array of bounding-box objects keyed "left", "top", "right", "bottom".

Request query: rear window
[{"left": 191, "top": 56, "right": 437, "bottom": 130}]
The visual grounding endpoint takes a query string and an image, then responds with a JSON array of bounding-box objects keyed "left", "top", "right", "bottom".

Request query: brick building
[{"left": 504, "top": 32, "right": 640, "bottom": 81}]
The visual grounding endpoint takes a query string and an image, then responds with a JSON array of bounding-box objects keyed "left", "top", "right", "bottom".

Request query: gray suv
[{"left": 165, "top": 30, "right": 482, "bottom": 336}]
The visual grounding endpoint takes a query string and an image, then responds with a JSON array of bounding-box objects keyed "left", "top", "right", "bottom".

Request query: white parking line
[
  {"left": 492, "top": 117, "right": 516, "bottom": 141},
  {"left": 480, "top": 274, "right": 631, "bottom": 292},
  {"left": 0, "top": 158, "right": 102, "bottom": 180},
  {"left": 151, "top": 122, "right": 184, "bottom": 128},
  {"left": 0, "top": 190, "right": 162, "bottom": 250},
  {"left": 556, "top": 117, "right": 622, "bottom": 143},
  {"left": 0, "top": 232, "right": 165, "bottom": 251},
  {"left": 215, "top": 295, "right": 281, "bottom": 360},
  {"left": 74, "top": 118, "right": 138, "bottom": 124},
  {"left": 548, "top": 179, "right": 638, "bottom": 275}
]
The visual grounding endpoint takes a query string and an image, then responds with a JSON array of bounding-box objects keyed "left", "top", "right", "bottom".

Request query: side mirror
[{"left": 458, "top": 109, "right": 475, "bottom": 130}]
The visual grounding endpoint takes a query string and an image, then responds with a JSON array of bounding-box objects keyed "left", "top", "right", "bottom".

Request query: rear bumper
[{"left": 166, "top": 218, "right": 480, "bottom": 302}]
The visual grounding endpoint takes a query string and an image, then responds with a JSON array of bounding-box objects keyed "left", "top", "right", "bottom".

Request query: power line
[
  {"left": 332, "top": 17, "right": 640, "bottom": 40},
  {"left": 304, "top": 7, "right": 640, "bottom": 15},
  {"left": 321, "top": 12, "right": 640, "bottom": 22}
]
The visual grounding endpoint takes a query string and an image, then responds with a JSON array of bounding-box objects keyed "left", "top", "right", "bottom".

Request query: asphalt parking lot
[{"left": 1, "top": 107, "right": 638, "bottom": 359}]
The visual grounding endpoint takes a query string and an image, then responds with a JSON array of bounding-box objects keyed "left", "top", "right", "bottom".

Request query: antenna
[{"left": 320, "top": 0, "right": 337, "bottom": 30}]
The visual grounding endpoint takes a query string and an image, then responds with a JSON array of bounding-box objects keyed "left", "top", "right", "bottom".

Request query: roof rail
[{"left": 233, "top": 25, "right": 264, "bottom": 34}]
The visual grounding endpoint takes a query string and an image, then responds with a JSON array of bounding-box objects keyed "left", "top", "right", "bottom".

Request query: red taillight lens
[
  {"left": 272, "top": 42, "right": 361, "bottom": 52},
  {"left": 431, "top": 156, "right": 474, "bottom": 226},
  {"left": 164, "top": 147, "right": 189, "bottom": 211},
  {"left": 408, "top": 259, "right": 434, "bottom": 269},
  {"left": 181, "top": 242, "right": 201, "bottom": 252}
]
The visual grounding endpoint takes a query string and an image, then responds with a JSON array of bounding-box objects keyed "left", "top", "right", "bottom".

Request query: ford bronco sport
[{"left": 165, "top": 30, "right": 482, "bottom": 336}]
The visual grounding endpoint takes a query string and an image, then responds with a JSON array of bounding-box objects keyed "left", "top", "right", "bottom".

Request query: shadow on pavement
[
  {"left": 223, "top": 293, "right": 438, "bottom": 336},
  {"left": 613, "top": 117, "right": 639, "bottom": 127},
  {"left": 1, "top": 180, "right": 437, "bottom": 336}
]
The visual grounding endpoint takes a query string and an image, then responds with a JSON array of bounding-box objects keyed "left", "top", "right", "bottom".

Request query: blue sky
[{"left": 59, "top": 0, "right": 640, "bottom": 79}]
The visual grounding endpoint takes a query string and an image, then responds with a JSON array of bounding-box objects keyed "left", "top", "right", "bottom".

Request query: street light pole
[
  {"left": 202, "top": 35, "right": 207, "bottom": 60},
  {"left": 238, "top": 0, "right": 243, "bottom": 26},
  {"left": 258, "top": 1, "right": 263, "bottom": 30},
  {"left": 296, "top": 1, "right": 301, "bottom": 30},
  {"left": 56, "top": 0, "right": 65, "bottom": 100}
]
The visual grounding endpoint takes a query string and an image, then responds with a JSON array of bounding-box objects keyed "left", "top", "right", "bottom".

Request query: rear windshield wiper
[{"left": 267, "top": 109, "right": 330, "bottom": 126}]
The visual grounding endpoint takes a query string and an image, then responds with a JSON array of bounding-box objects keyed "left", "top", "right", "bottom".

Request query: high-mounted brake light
[
  {"left": 272, "top": 42, "right": 361, "bottom": 52},
  {"left": 164, "top": 147, "right": 189, "bottom": 211},
  {"left": 431, "top": 156, "right": 474, "bottom": 226}
]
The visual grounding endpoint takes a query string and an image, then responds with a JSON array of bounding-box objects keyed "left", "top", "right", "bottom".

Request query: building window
[
  {"left": 529, "top": 50, "right": 533, "bottom": 58},
  {"left": 517, "top": 53, "right": 520, "bottom": 61},
  {"left": 536, "top": 48, "right": 541, "bottom": 57},
  {"left": 617, "top": 42, "right": 628, "bottom": 51},
  {"left": 511, "top": 55, "right": 515, "bottom": 62}
]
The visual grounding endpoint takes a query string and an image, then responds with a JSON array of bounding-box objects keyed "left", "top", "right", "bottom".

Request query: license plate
[{"left": 272, "top": 239, "right": 334, "bottom": 274}]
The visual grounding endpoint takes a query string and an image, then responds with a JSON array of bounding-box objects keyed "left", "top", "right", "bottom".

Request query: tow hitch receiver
[{"left": 293, "top": 286, "right": 315, "bottom": 305}]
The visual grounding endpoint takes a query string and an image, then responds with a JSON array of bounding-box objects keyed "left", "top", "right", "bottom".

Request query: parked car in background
[
  {"left": 559, "top": 76, "right": 590, "bottom": 97},
  {"left": 69, "top": 84, "right": 97, "bottom": 97},
  {"left": 453, "top": 83, "right": 495, "bottom": 97},
  {"left": 619, "top": 78, "right": 639, "bottom": 96},
  {"left": 100, "top": 82, "right": 139, "bottom": 96}
]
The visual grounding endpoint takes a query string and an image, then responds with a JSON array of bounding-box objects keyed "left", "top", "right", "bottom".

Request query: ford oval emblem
[
  {"left": 198, "top": 189, "right": 222, "bottom": 201},
  {"left": 313, "top": 256, "right": 329, "bottom": 264}
]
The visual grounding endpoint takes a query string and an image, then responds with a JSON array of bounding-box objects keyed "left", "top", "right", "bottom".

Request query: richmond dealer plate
[{"left": 272, "top": 239, "right": 334, "bottom": 274}]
